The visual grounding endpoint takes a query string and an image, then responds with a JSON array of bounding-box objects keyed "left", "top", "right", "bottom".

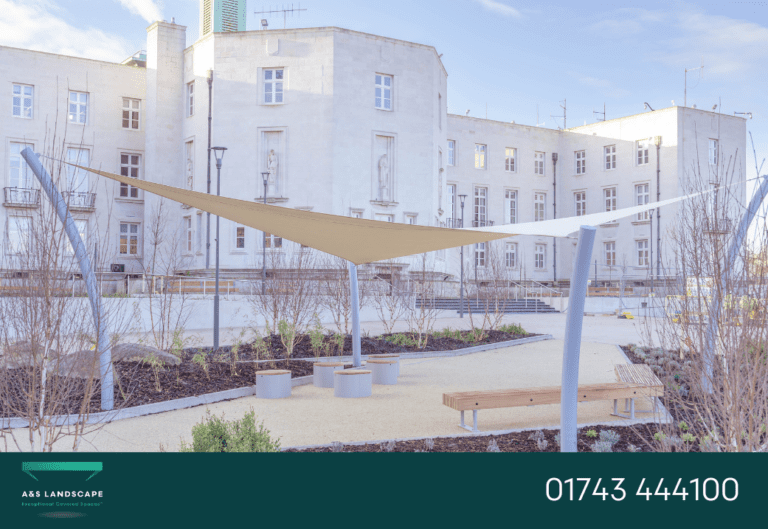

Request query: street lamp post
[
  {"left": 655, "top": 136, "right": 662, "bottom": 282},
  {"left": 459, "top": 194, "right": 467, "bottom": 318},
  {"left": 649, "top": 208, "right": 655, "bottom": 295},
  {"left": 211, "top": 146, "right": 227, "bottom": 352},
  {"left": 261, "top": 172, "right": 269, "bottom": 296}
]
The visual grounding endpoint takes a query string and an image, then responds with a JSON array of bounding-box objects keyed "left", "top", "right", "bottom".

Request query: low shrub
[
  {"left": 179, "top": 409, "right": 281, "bottom": 453},
  {"left": 498, "top": 323, "right": 526, "bottom": 335}
]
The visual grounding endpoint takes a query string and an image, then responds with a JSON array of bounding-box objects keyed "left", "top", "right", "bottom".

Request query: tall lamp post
[
  {"left": 261, "top": 171, "right": 269, "bottom": 295},
  {"left": 648, "top": 208, "right": 655, "bottom": 295},
  {"left": 211, "top": 146, "right": 227, "bottom": 351},
  {"left": 655, "top": 136, "right": 661, "bottom": 281},
  {"left": 458, "top": 194, "right": 467, "bottom": 318}
]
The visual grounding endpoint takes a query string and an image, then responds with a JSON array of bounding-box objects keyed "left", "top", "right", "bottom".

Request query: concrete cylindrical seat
[
  {"left": 367, "top": 359, "right": 398, "bottom": 385},
  {"left": 313, "top": 362, "right": 345, "bottom": 388},
  {"left": 368, "top": 354, "right": 400, "bottom": 376},
  {"left": 256, "top": 369, "right": 292, "bottom": 399},
  {"left": 334, "top": 370, "right": 372, "bottom": 398}
]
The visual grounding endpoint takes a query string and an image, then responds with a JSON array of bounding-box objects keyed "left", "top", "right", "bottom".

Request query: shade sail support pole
[
  {"left": 560, "top": 225, "right": 596, "bottom": 452},
  {"left": 21, "top": 148, "right": 114, "bottom": 411},
  {"left": 349, "top": 262, "right": 361, "bottom": 367}
]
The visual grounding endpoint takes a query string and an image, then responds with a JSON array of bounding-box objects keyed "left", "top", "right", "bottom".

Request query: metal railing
[
  {"left": 3, "top": 187, "right": 40, "bottom": 207},
  {"left": 62, "top": 191, "right": 96, "bottom": 210},
  {"left": 445, "top": 218, "right": 463, "bottom": 229},
  {"left": 471, "top": 219, "right": 494, "bottom": 227}
]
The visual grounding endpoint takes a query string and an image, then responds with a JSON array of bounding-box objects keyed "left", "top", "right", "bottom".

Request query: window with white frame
[
  {"left": 184, "top": 217, "right": 192, "bottom": 253},
  {"left": 9, "top": 142, "right": 34, "bottom": 190},
  {"left": 635, "top": 183, "right": 650, "bottom": 220},
  {"left": 534, "top": 151, "right": 545, "bottom": 175},
  {"left": 7, "top": 216, "right": 31, "bottom": 254},
  {"left": 474, "top": 187, "right": 487, "bottom": 225},
  {"left": 637, "top": 139, "right": 650, "bottom": 165},
  {"left": 603, "top": 187, "right": 617, "bottom": 211},
  {"left": 447, "top": 140, "right": 455, "bottom": 165},
  {"left": 405, "top": 214, "right": 417, "bottom": 225},
  {"left": 505, "top": 148, "right": 516, "bottom": 172},
  {"left": 534, "top": 192, "right": 546, "bottom": 222},
  {"left": 351, "top": 209, "right": 364, "bottom": 219},
  {"left": 264, "top": 233, "right": 282, "bottom": 248},
  {"left": 187, "top": 82, "right": 194, "bottom": 116},
  {"left": 535, "top": 244, "right": 546, "bottom": 270},
  {"left": 447, "top": 184, "right": 456, "bottom": 222},
  {"left": 505, "top": 190, "right": 517, "bottom": 224},
  {"left": 637, "top": 240, "right": 649, "bottom": 266},
  {"left": 66, "top": 148, "right": 90, "bottom": 194},
  {"left": 505, "top": 242, "right": 517, "bottom": 268},
  {"left": 374, "top": 74, "right": 392, "bottom": 110},
  {"left": 604, "top": 145, "right": 616, "bottom": 170},
  {"left": 196, "top": 213, "right": 203, "bottom": 253},
  {"left": 119, "top": 153, "right": 140, "bottom": 198},
  {"left": 235, "top": 226, "right": 245, "bottom": 249},
  {"left": 122, "top": 98, "right": 140, "bottom": 129},
  {"left": 709, "top": 139, "right": 718, "bottom": 165},
  {"left": 474, "top": 242, "right": 486, "bottom": 267},
  {"left": 68, "top": 91, "right": 88, "bottom": 124},
  {"left": 65, "top": 220, "right": 88, "bottom": 255},
  {"left": 604, "top": 241, "right": 616, "bottom": 266},
  {"left": 12, "top": 84, "right": 33, "bottom": 119},
  {"left": 574, "top": 150, "right": 586, "bottom": 175},
  {"left": 264, "top": 69, "right": 284, "bottom": 104},
  {"left": 374, "top": 214, "right": 394, "bottom": 223},
  {"left": 119, "top": 223, "right": 140, "bottom": 255},
  {"left": 474, "top": 144, "right": 486, "bottom": 169},
  {"left": 574, "top": 191, "right": 586, "bottom": 216}
]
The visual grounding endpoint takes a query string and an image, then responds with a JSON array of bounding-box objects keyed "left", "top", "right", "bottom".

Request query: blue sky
[{"left": 2, "top": 0, "right": 767, "bottom": 181}]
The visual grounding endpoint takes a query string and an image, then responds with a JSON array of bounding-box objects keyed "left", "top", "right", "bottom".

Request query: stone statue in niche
[
  {"left": 438, "top": 168, "right": 444, "bottom": 211},
  {"left": 186, "top": 158, "right": 193, "bottom": 190},
  {"left": 267, "top": 149, "right": 278, "bottom": 194},
  {"left": 378, "top": 154, "right": 390, "bottom": 201}
]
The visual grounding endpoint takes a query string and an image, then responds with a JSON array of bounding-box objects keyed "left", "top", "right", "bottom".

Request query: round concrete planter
[
  {"left": 256, "top": 370, "right": 292, "bottom": 399},
  {"left": 313, "top": 362, "right": 345, "bottom": 388},
  {"left": 334, "top": 370, "right": 372, "bottom": 398},
  {"left": 368, "top": 359, "right": 398, "bottom": 385},
  {"left": 369, "top": 354, "right": 400, "bottom": 376}
]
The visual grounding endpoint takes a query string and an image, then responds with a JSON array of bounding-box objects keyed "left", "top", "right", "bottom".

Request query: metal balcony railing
[
  {"left": 62, "top": 191, "right": 96, "bottom": 211},
  {"left": 703, "top": 218, "right": 731, "bottom": 234},
  {"left": 3, "top": 187, "right": 40, "bottom": 208},
  {"left": 445, "top": 218, "right": 463, "bottom": 229},
  {"left": 471, "top": 219, "right": 494, "bottom": 228}
]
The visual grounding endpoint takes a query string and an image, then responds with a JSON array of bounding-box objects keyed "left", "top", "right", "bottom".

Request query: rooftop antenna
[
  {"left": 592, "top": 102, "right": 605, "bottom": 122},
  {"left": 550, "top": 98, "right": 566, "bottom": 130},
  {"left": 254, "top": 3, "right": 307, "bottom": 29},
  {"left": 684, "top": 58, "right": 704, "bottom": 108}
]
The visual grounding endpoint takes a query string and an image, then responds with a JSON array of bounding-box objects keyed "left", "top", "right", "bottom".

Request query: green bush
[
  {"left": 498, "top": 323, "right": 526, "bottom": 335},
  {"left": 383, "top": 333, "right": 417, "bottom": 347},
  {"left": 180, "top": 409, "right": 281, "bottom": 453}
]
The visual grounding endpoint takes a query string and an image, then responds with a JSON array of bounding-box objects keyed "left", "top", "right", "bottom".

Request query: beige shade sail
[{"left": 64, "top": 162, "right": 735, "bottom": 265}]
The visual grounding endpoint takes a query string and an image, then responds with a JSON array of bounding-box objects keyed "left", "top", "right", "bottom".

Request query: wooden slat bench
[{"left": 442, "top": 364, "right": 663, "bottom": 432}]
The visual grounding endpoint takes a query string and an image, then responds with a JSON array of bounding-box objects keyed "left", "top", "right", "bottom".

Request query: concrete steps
[{"left": 415, "top": 298, "right": 558, "bottom": 313}]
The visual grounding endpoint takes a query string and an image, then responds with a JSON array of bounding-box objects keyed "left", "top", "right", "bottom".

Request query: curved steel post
[
  {"left": 348, "top": 262, "right": 361, "bottom": 367},
  {"left": 21, "top": 148, "right": 114, "bottom": 410},
  {"left": 560, "top": 226, "right": 596, "bottom": 452}
]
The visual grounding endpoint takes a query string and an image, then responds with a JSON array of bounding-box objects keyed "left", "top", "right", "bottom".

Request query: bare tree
[
  {"left": 370, "top": 260, "right": 409, "bottom": 334},
  {"left": 405, "top": 253, "right": 445, "bottom": 348},
  {"left": 316, "top": 254, "right": 366, "bottom": 335}
]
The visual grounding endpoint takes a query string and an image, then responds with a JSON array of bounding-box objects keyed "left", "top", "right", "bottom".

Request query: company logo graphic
[{"left": 22, "top": 462, "right": 102, "bottom": 481}]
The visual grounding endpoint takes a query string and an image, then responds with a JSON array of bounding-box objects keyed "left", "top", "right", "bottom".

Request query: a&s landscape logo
[{"left": 20, "top": 462, "right": 104, "bottom": 519}]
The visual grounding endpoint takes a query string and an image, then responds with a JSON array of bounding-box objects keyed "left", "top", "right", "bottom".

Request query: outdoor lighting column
[
  {"left": 211, "top": 146, "right": 227, "bottom": 351},
  {"left": 649, "top": 208, "right": 655, "bottom": 294},
  {"left": 458, "top": 194, "right": 468, "bottom": 318},
  {"left": 261, "top": 172, "right": 269, "bottom": 295},
  {"left": 655, "top": 136, "right": 662, "bottom": 280}
]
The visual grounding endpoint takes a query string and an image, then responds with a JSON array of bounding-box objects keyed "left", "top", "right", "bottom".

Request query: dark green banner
[{"left": 1, "top": 454, "right": 764, "bottom": 526}]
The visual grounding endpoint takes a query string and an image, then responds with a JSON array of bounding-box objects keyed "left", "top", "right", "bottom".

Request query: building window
[
  {"left": 447, "top": 184, "right": 456, "bottom": 222},
  {"left": 637, "top": 139, "right": 650, "bottom": 165},
  {"left": 119, "top": 153, "right": 140, "bottom": 198},
  {"left": 9, "top": 142, "right": 34, "bottom": 190},
  {"left": 635, "top": 183, "right": 650, "bottom": 220},
  {"left": 604, "top": 145, "right": 616, "bottom": 170},
  {"left": 575, "top": 150, "right": 586, "bottom": 175},
  {"left": 68, "top": 91, "right": 88, "bottom": 124},
  {"left": 474, "top": 187, "right": 487, "bottom": 225},
  {"left": 66, "top": 149, "right": 90, "bottom": 194},
  {"left": 603, "top": 187, "right": 617, "bottom": 212},
  {"left": 122, "top": 98, "right": 140, "bottom": 129},
  {"left": 474, "top": 242, "right": 486, "bottom": 267},
  {"left": 12, "top": 84, "right": 33, "bottom": 119},
  {"left": 447, "top": 140, "right": 455, "bottom": 165},
  {"left": 574, "top": 191, "right": 586, "bottom": 216},
  {"left": 184, "top": 217, "right": 193, "bottom": 253},
  {"left": 64, "top": 220, "right": 88, "bottom": 255},
  {"left": 375, "top": 74, "right": 392, "bottom": 110},
  {"left": 534, "top": 152, "right": 545, "bottom": 175},
  {"left": 505, "top": 242, "right": 517, "bottom": 268},
  {"left": 351, "top": 209, "right": 364, "bottom": 219},
  {"left": 7, "top": 216, "right": 31, "bottom": 254},
  {"left": 264, "top": 69, "right": 284, "bottom": 104},
  {"left": 406, "top": 214, "right": 417, "bottom": 225},
  {"left": 119, "top": 223, "right": 140, "bottom": 255},
  {"left": 604, "top": 241, "right": 616, "bottom": 266},
  {"left": 535, "top": 244, "right": 546, "bottom": 270},
  {"left": 505, "top": 189, "right": 517, "bottom": 224},
  {"left": 505, "top": 148, "right": 516, "bottom": 172},
  {"left": 637, "top": 240, "right": 649, "bottom": 266},
  {"left": 187, "top": 82, "right": 194, "bottom": 116},
  {"left": 264, "top": 233, "right": 282, "bottom": 248},
  {"left": 196, "top": 212, "right": 203, "bottom": 253},
  {"left": 534, "top": 192, "right": 546, "bottom": 222},
  {"left": 374, "top": 214, "right": 394, "bottom": 223},
  {"left": 474, "top": 144, "right": 486, "bottom": 169},
  {"left": 235, "top": 226, "right": 245, "bottom": 249},
  {"left": 709, "top": 139, "right": 718, "bottom": 165}
]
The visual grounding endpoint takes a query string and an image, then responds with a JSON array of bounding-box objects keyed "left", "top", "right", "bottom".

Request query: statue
[
  {"left": 438, "top": 168, "right": 443, "bottom": 210},
  {"left": 378, "top": 154, "right": 389, "bottom": 201},
  {"left": 267, "top": 149, "right": 278, "bottom": 194},
  {"left": 186, "top": 158, "right": 193, "bottom": 190}
]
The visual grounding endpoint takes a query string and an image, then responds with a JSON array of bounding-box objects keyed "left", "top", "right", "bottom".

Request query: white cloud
[
  {"left": 115, "top": 0, "right": 163, "bottom": 24},
  {"left": 473, "top": 0, "right": 522, "bottom": 18},
  {"left": 0, "top": 0, "right": 131, "bottom": 62}
]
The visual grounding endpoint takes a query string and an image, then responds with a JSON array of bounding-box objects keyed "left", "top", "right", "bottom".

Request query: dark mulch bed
[{"left": 286, "top": 424, "right": 656, "bottom": 452}]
